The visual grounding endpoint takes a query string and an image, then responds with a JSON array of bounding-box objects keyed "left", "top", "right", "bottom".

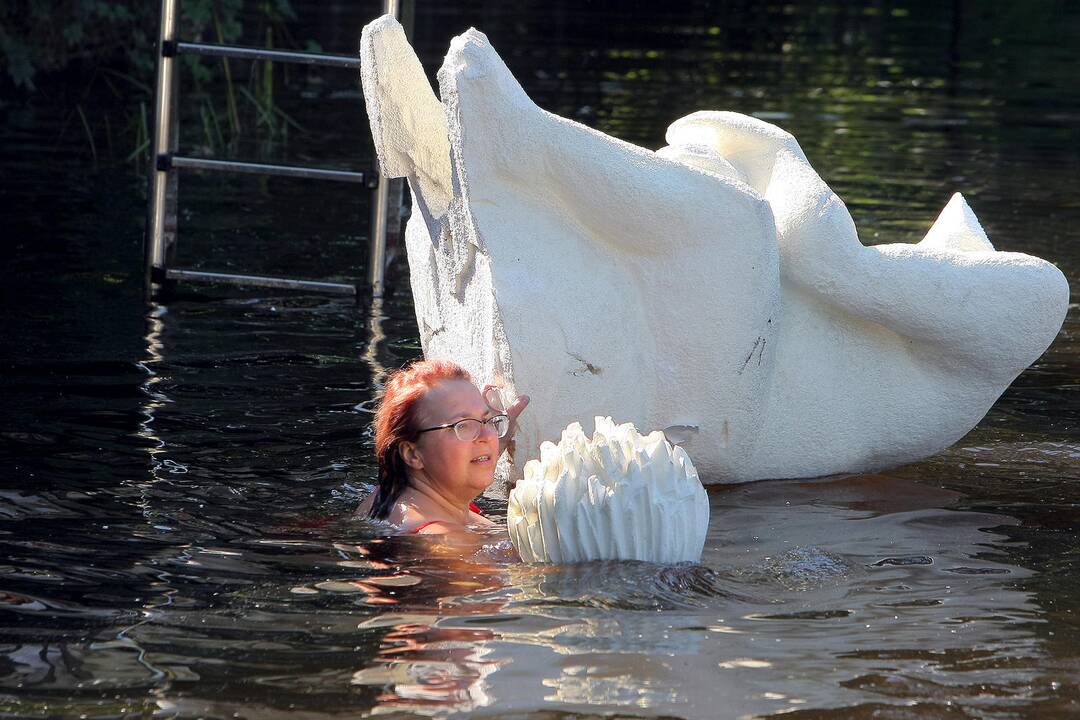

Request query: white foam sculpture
[
  {"left": 360, "top": 17, "right": 1070, "bottom": 484},
  {"left": 508, "top": 417, "right": 709, "bottom": 563}
]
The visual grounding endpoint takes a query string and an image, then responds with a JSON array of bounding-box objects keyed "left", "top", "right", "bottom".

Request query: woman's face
[{"left": 408, "top": 378, "right": 499, "bottom": 498}]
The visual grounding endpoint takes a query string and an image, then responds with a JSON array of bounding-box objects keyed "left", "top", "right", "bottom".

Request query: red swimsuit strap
[{"left": 410, "top": 502, "right": 485, "bottom": 534}]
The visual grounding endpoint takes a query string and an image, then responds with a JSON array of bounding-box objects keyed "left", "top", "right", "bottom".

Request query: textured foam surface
[{"left": 360, "top": 17, "right": 1070, "bottom": 485}]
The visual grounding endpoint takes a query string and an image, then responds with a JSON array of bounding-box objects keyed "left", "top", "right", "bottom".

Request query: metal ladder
[{"left": 144, "top": 0, "right": 409, "bottom": 300}]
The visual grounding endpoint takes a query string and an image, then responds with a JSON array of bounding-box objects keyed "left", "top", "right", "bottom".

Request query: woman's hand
[
  {"left": 501, "top": 393, "right": 529, "bottom": 457},
  {"left": 483, "top": 385, "right": 529, "bottom": 458}
]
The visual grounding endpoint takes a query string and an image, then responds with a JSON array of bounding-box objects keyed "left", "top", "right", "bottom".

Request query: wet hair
[{"left": 368, "top": 358, "right": 472, "bottom": 520}]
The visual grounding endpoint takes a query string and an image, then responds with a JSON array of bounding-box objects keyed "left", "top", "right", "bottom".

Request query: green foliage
[
  {"left": 1, "top": 0, "right": 306, "bottom": 165},
  {"left": 0, "top": 1, "right": 156, "bottom": 89},
  {"left": 0, "top": 0, "right": 295, "bottom": 90}
]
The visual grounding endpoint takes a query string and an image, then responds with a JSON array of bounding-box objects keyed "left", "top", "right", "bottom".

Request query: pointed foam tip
[
  {"left": 363, "top": 13, "right": 402, "bottom": 36},
  {"left": 919, "top": 192, "right": 995, "bottom": 253},
  {"left": 457, "top": 27, "right": 492, "bottom": 45},
  {"left": 443, "top": 27, "right": 496, "bottom": 74},
  {"left": 360, "top": 14, "right": 407, "bottom": 60}
]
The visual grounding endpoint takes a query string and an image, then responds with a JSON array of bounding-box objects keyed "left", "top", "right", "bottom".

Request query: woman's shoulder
[
  {"left": 355, "top": 491, "right": 418, "bottom": 527},
  {"left": 406, "top": 507, "right": 493, "bottom": 535},
  {"left": 378, "top": 494, "right": 446, "bottom": 533},
  {"left": 356, "top": 493, "right": 375, "bottom": 516},
  {"left": 358, "top": 491, "right": 493, "bottom": 534}
]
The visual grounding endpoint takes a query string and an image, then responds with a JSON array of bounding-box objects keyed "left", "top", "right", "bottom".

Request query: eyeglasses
[{"left": 416, "top": 414, "right": 510, "bottom": 442}]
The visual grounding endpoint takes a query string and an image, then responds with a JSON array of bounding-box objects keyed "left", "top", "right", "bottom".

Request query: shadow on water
[{"left": 1, "top": 0, "right": 1078, "bottom": 717}]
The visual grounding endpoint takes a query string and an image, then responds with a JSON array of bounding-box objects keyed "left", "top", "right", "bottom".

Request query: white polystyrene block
[
  {"left": 508, "top": 418, "right": 710, "bottom": 563},
  {"left": 359, "top": 17, "right": 1071, "bottom": 487}
]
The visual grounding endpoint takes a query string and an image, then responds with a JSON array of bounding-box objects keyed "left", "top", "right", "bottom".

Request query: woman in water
[{"left": 358, "top": 359, "right": 529, "bottom": 534}]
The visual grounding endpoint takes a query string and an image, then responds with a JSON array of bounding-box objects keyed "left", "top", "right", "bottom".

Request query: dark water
[{"left": 2, "top": 1, "right": 1078, "bottom": 717}]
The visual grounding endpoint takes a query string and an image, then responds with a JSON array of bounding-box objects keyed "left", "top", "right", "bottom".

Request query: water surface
[{"left": 1, "top": 1, "right": 1078, "bottom": 717}]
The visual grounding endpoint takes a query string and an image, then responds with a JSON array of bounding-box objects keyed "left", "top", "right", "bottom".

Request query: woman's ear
[{"left": 399, "top": 441, "right": 424, "bottom": 471}]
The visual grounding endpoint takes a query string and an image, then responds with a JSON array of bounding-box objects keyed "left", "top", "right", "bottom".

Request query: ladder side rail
[
  {"left": 144, "top": 0, "right": 180, "bottom": 294},
  {"left": 368, "top": 176, "right": 390, "bottom": 298}
]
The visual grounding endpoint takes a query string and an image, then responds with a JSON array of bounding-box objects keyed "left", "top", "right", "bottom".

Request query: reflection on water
[
  {"left": 66, "top": 474, "right": 1048, "bottom": 719},
  {"left": 388, "top": 478, "right": 1044, "bottom": 718},
  {"left": 1, "top": 0, "right": 1078, "bottom": 717}
]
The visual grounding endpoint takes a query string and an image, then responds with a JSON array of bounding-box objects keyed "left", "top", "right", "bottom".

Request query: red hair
[{"left": 368, "top": 358, "right": 472, "bottom": 519}]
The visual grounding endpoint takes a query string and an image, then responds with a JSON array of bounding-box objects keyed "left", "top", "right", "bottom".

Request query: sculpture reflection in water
[{"left": 360, "top": 16, "right": 1070, "bottom": 485}]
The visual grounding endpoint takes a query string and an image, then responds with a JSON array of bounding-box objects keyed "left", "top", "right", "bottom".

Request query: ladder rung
[
  {"left": 172, "top": 41, "right": 361, "bottom": 70},
  {"left": 166, "top": 268, "right": 357, "bottom": 295},
  {"left": 166, "top": 155, "right": 372, "bottom": 184}
]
